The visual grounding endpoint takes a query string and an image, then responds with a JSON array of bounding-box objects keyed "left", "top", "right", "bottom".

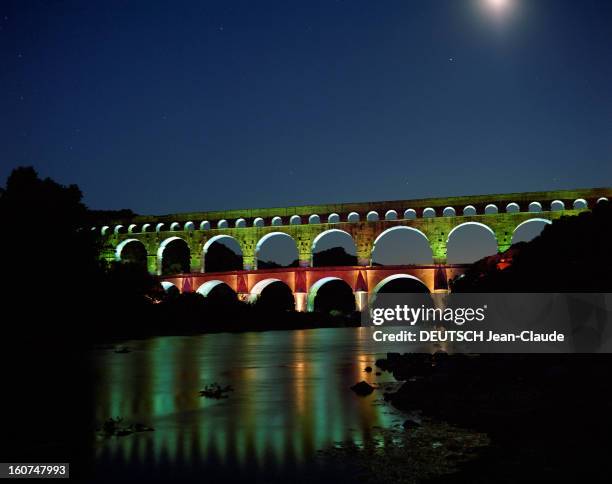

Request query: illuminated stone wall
[{"left": 96, "top": 188, "right": 611, "bottom": 271}]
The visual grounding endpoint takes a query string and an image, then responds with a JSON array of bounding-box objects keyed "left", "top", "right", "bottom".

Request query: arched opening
[
  {"left": 423, "top": 207, "right": 436, "bottom": 218},
  {"left": 307, "top": 277, "right": 355, "bottom": 313},
  {"left": 371, "top": 226, "right": 433, "bottom": 265},
  {"left": 170, "top": 222, "right": 180, "bottom": 231},
  {"left": 463, "top": 205, "right": 477, "bottom": 216},
  {"left": 511, "top": 218, "right": 552, "bottom": 245},
  {"left": 200, "top": 221, "right": 211, "bottom": 230},
  {"left": 573, "top": 198, "right": 588, "bottom": 210},
  {"left": 255, "top": 232, "right": 298, "bottom": 268},
  {"left": 142, "top": 223, "right": 151, "bottom": 232},
  {"left": 235, "top": 218, "right": 246, "bottom": 228},
  {"left": 155, "top": 223, "right": 165, "bottom": 233},
  {"left": 373, "top": 274, "right": 430, "bottom": 294},
  {"left": 114, "top": 225, "right": 125, "bottom": 235},
  {"left": 385, "top": 210, "right": 398, "bottom": 220},
  {"left": 328, "top": 213, "right": 340, "bottom": 224},
  {"left": 161, "top": 281, "right": 179, "bottom": 297},
  {"left": 290, "top": 215, "right": 302, "bottom": 225},
  {"left": 311, "top": 229, "right": 357, "bottom": 267},
  {"left": 404, "top": 209, "right": 416, "bottom": 220},
  {"left": 184, "top": 221, "right": 195, "bottom": 231},
  {"left": 158, "top": 237, "right": 191, "bottom": 275},
  {"left": 367, "top": 211, "right": 379, "bottom": 222},
  {"left": 195, "top": 280, "right": 236, "bottom": 303},
  {"left": 101, "top": 226, "right": 110, "bottom": 235},
  {"left": 506, "top": 202, "right": 520, "bottom": 213},
  {"left": 347, "top": 212, "right": 360, "bottom": 223},
  {"left": 528, "top": 202, "right": 542, "bottom": 213},
  {"left": 550, "top": 200, "right": 565, "bottom": 211},
  {"left": 127, "top": 224, "right": 137, "bottom": 233},
  {"left": 217, "top": 219, "right": 228, "bottom": 229},
  {"left": 484, "top": 204, "right": 498, "bottom": 215},
  {"left": 443, "top": 207, "right": 456, "bottom": 217},
  {"left": 309, "top": 214, "right": 321, "bottom": 224},
  {"left": 253, "top": 217, "right": 265, "bottom": 227},
  {"left": 597, "top": 197, "right": 609, "bottom": 204},
  {"left": 250, "top": 279, "right": 294, "bottom": 311},
  {"left": 115, "top": 239, "right": 147, "bottom": 269},
  {"left": 272, "top": 216, "right": 283, "bottom": 226},
  {"left": 203, "top": 235, "right": 243, "bottom": 272},
  {"left": 370, "top": 274, "right": 431, "bottom": 309},
  {"left": 447, "top": 222, "right": 498, "bottom": 264}
]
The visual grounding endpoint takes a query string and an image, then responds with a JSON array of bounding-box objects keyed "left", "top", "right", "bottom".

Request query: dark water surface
[{"left": 93, "top": 327, "right": 407, "bottom": 482}]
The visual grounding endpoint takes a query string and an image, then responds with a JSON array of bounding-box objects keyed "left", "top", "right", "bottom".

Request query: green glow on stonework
[{"left": 98, "top": 188, "right": 610, "bottom": 273}]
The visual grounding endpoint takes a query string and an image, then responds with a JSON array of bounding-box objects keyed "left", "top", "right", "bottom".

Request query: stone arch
[
  {"left": 573, "top": 198, "right": 588, "bottom": 209},
  {"left": 484, "top": 204, "right": 498, "bottom": 215},
  {"left": 250, "top": 279, "right": 294, "bottom": 310},
  {"left": 203, "top": 235, "right": 243, "bottom": 272},
  {"left": 385, "top": 210, "right": 398, "bottom": 220},
  {"left": 114, "top": 238, "right": 147, "bottom": 267},
  {"left": 170, "top": 222, "right": 180, "bottom": 231},
  {"left": 309, "top": 214, "right": 321, "bottom": 224},
  {"left": 200, "top": 221, "right": 211, "bottom": 230},
  {"left": 142, "top": 223, "right": 151, "bottom": 232},
  {"left": 511, "top": 218, "right": 552, "bottom": 245},
  {"left": 217, "top": 219, "right": 228, "bottom": 229},
  {"left": 404, "top": 209, "right": 417, "bottom": 220},
  {"left": 597, "top": 197, "right": 609, "bottom": 204},
  {"left": 161, "top": 281, "right": 179, "bottom": 295},
  {"left": 423, "top": 207, "right": 436, "bottom": 218},
  {"left": 155, "top": 223, "right": 165, "bottom": 233},
  {"left": 370, "top": 274, "right": 430, "bottom": 305},
  {"left": 528, "top": 202, "right": 542, "bottom": 213},
  {"left": 312, "top": 229, "right": 356, "bottom": 253},
  {"left": 235, "top": 218, "right": 246, "bottom": 228},
  {"left": 127, "top": 224, "right": 137, "bottom": 234},
  {"left": 463, "top": 205, "right": 476, "bottom": 216},
  {"left": 367, "top": 211, "right": 379, "bottom": 222},
  {"left": 328, "top": 213, "right": 340, "bottom": 224},
  {"left": 371, "top": 226, "right": 433, "bottom": 265},
  {"left": 250, "top": 278, "right": 284, "bottom": 297},
  {"left": 347, "top": 212, "right": 360, "bottom": 223},
  {"left": 311, "top": 229, "right": 357, "bottom": 267},
  {"left": 157, "top": 236, "right": 191, "bottom": 275},
  {"left": 272, "top": 216, "right": 283, "bottom": 226},
  {"left": 447, "top": 222, "right": 498, "bottom": 264},
  {"left": 114, "top": 225, "right": 124, "bottom": 235},
  {"left": 289, "top": 215, "right": 302, "bottom": 225},
  {"left": 307, "top": 276, "right": 354, "bottom": 313},
  {"left": 101, "top": 226, "right": 110, "bottom": 235},
  {"left": 253, "top": 217, "right": 265, "bottom": 227},
  {"left": 443, "top": 207, "right": 456, "bottom": 217},
  {"left": 550, "top": 200, "right": 565, "bottom": 211},
  {"left": 506, "top": 202, "right": 520, "bottom": 213},
  {"left": 255, "top": 232, "right": 298, "bottom": 268},
  {"left": 184, "top": 221, "right": 195, "bottom": 231},
  {"left": 195, "top": 280, "right": 235, "bottom": 298}
]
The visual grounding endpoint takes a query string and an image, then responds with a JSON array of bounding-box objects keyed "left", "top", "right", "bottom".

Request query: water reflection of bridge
[
  {"left": 94, "top": 329, "right": 404, "bottom": 475},
  {"left": 161, "top": 264, "right": 468, "bottom": 311}
]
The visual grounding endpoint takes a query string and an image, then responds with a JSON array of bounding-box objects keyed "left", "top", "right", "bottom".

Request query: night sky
[{"left": 2, "top": 0, "right": 611, "bottom": 216}]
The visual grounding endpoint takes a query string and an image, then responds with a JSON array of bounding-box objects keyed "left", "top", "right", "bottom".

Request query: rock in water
[{"left": 350, "top": 380, "right": 375, "bottom": 396}]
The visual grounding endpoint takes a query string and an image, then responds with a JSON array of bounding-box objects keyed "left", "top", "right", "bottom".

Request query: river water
[{"left": 93, "top": 327, "right": 409, "bottom": 482}]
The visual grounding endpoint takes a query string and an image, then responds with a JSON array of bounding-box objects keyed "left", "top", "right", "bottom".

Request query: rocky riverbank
[{"left": 376, "top": 352, "right": 612, "bottom": 482}]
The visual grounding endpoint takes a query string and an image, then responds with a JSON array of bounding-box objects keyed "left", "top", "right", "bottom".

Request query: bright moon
[{"left": 480, "top": 0, "right": 515, "bottom": 21}]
